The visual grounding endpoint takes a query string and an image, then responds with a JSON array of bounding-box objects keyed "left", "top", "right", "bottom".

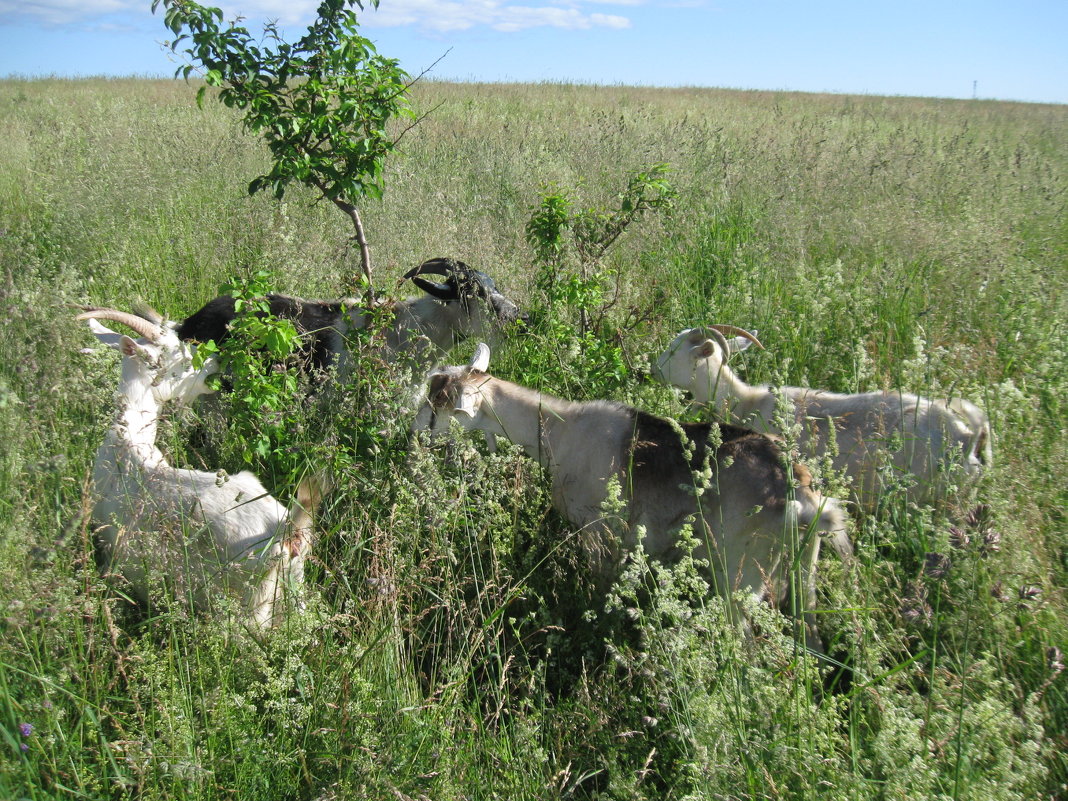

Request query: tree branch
[{"left": 311, "top": 176, "right": 373, "bottom": 291}]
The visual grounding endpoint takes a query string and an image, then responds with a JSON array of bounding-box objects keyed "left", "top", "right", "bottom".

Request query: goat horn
[
  {"left": 76, "top": 309, "right": 164, "bottom": 342},
  {"left": 411, "top": 276, "right": 459, "bottom": 300},
  {"left": 468, "top": 342, "right": 491, "bottom": 373},
  {"left": 704, "top": 327, "right": 731, "bottom": 358},
  {"left": 708, "top": 324, "right": 764, "bottom": 349},
  {"left": 402, "top": 257, "right": 469, "bottom": 280},
  {"left": 131, "top": 300, "right": 165, "bottom": 326}
]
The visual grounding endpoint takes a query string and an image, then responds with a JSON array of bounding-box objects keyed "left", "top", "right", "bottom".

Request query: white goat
[
  {"left": 652, "top": 326, "right": 993, "bottom": 511},
  {"left": 81, "top": 308, "right": 322, "bottom": 630},
  {"left": 413, "top": 345, "right": 850, "bottom": 652}
]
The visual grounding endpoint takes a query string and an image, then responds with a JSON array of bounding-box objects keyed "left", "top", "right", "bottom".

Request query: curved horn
[
  {"left": 402, "top": 257, "right": 470, "bottom": 280},
  {"left": 131, "top": 301, "right": 166, "bottom": 326},
  {"left": 691, "top": 326, "right": 731, "bottom": 358},
  {"left": 76, "top": 309, "right": 164, "bottom": 342},
  {"left": 708, "top": 324, "right": 763, "bottom": 349},
  {"left": 70, "top": 303, "right": 167, "bottom": 327},
  {"left": 411, "top": 276, "right": 459, "bottom": 300}
]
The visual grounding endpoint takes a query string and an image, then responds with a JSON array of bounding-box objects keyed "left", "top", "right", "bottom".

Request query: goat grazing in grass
[
  {"left": 652, "top": 326, "right": 992, "bottom": 511},
  {"left": 413, "top": 344, "right": 851, "bottom": 652},
  {"left": 81, "top": 307, "right": 323, "bottom": 630},
  {"left": 176, "top": 257, "right": 525, "bottom": 374}
]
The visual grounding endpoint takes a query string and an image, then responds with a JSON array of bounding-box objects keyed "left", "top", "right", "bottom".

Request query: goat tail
[
  {"left": 288, "top": 474, "right": 328, "bottom": 551},
  {"left": 795, "top": 491, "right": 853, "bottom": 563},
  {"left": 818, "top": 497, "right": 854, "bottom": 563},
  {"left": 974, "top": 419, "right": 994, "bottom": 469},
  {"left": 284, "top": 471, "right": 331, "bottom": 559}
]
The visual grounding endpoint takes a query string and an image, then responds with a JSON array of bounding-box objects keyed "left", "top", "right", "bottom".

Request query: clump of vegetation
[{"left": 508, "top": 163, "right": 676, "bottom": 400}]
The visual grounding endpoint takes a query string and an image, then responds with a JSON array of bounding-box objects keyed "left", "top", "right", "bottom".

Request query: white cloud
[
  {"left": 587, "top": 12, "right": 630, "bottom": 28},
  {"left": 0, "top": 0, "right": 137, "bottom": 26},
  {"left": 366, "top": 0, "right": 631, "bottom": 33},
  {"left": 214, "top": 0, "right": 321, "bottom": 28},
  {"left": 0, "top": 0, "right": 319, "bottom": 28},
  {"left": 0, "top": 0, "right": 633, "bottom": 34},
  {"left": 488, "top": 5, "right": 629, "bottom": 33}
]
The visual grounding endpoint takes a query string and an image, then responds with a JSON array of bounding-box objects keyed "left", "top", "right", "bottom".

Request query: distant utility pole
[{"left": 973, "top": 80, "right": 978, "bottom": 99}]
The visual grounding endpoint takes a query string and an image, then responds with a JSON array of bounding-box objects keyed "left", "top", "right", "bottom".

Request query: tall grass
[{"left": 0, "top": 77, "right": 1065, "bottom": 799}]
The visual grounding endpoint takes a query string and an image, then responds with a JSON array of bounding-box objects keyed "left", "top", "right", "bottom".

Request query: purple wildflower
[
  {"left": 19, "top": 743, "right": 29, "bottom": 752},
  {"left": 18, "top": 722, "right": 32, "bottom": 737}
]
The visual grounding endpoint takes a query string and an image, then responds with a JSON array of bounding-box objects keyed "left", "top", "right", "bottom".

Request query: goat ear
[
  {"left": 119, "top": 335, "right": 144, "bottom": 359},
  {"left": 427, "top": 373, "right": 451, "bottom": 405},
  {"left": 694, "top": 339, "right": 717, "bottom": 358},
  {"left": 454, "top": 386, "right": 480, "bottom": 418},
  {"left": 468, "top": 342, "right": 491, "bottom": 373},
  {"left": 727, "top": 336, "right": 754, "bottom": 353},
  {"left": 87, "top": 319, "right": 125, "bottom": 350}
]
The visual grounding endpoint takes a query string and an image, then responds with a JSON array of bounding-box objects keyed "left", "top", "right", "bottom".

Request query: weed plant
[{"left": 0, "top": 77, "right": 1065, "bottom": 799}]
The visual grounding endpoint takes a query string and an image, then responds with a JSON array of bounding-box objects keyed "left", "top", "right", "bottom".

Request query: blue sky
[{"left": 1, "top": 1, "right": 1065, "bottom": 104}]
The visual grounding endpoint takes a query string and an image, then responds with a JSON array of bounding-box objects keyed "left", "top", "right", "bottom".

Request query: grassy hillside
[{"left": 0, "top": 77, "right": 1065, "bottom": 800}]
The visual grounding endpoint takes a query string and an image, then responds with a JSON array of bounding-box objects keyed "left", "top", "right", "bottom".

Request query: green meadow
[{"left": 0, "top": 77, "right": 1065, "bottom": 799}]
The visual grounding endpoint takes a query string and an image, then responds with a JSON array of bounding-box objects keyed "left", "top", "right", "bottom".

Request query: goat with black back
[{"left": 177, "top": 258, "right": 525, "bottom": 374}]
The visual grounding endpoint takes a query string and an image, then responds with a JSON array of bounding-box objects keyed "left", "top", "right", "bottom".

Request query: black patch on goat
[
  {"left": 627, "top": 410, "right": 791, "bottom": 506},
  {"left": 177, "top": 293, "right": 348, "bottom": 371},
  {"left": 176, "top": 295, "right": 236, "bottom": 344}
]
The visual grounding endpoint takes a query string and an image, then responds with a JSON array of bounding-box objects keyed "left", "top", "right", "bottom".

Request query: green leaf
[
  {"left": 264, "top": 327, "right": 292, "bottom": 358},
  {"left": 191, "top": 339, "right": 220, "bottom": 370}
]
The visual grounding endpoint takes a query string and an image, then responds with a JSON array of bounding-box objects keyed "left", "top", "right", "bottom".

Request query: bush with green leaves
[
  {"left": 189, "top": 270, "right": 320, "bottom": 490},
  {"left": 509, "top": 164, "right": 676, "bottom": 400}
]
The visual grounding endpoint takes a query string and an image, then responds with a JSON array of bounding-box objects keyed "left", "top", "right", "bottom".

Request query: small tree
[
  {"left": 525, "top": 163, "right": 676, "bottom": 333},
  {"left": 515, "top": 164, "right": 676, "bottom": 398},
  {"left": 154, "top": 0, "right": 415, "bottom": 290}
]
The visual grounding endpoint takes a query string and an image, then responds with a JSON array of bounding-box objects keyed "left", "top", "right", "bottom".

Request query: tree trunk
[
  {"left": 313, "top": 179, "right": 374, "bottom": 295},
  {"left": 345, "top": 203, "right": 373, "bottom": 291}
]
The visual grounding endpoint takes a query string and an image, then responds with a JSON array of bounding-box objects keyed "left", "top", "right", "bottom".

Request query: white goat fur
[
  {"left": 653, "top": 327, "right": 993, "bottom": 510},
  {"left": 85, "top": 316, "right": 318, "bottom": 630},
  {"left": 414, "top": 345, "right": 850, "bottom": 650},
  {"left": 344, "top": 293, "right": 506, "bottom": 371}
]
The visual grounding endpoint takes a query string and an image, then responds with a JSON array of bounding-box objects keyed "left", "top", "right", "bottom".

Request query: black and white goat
[
  {"left": 176, "top": 257, "right": 524, "bottom": 374},
  {"left": 81, "top": 308, "right": 323, "bottom": 630},
  {"left": 413, "top": 345, "right": 851, "bottom": 652}
]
